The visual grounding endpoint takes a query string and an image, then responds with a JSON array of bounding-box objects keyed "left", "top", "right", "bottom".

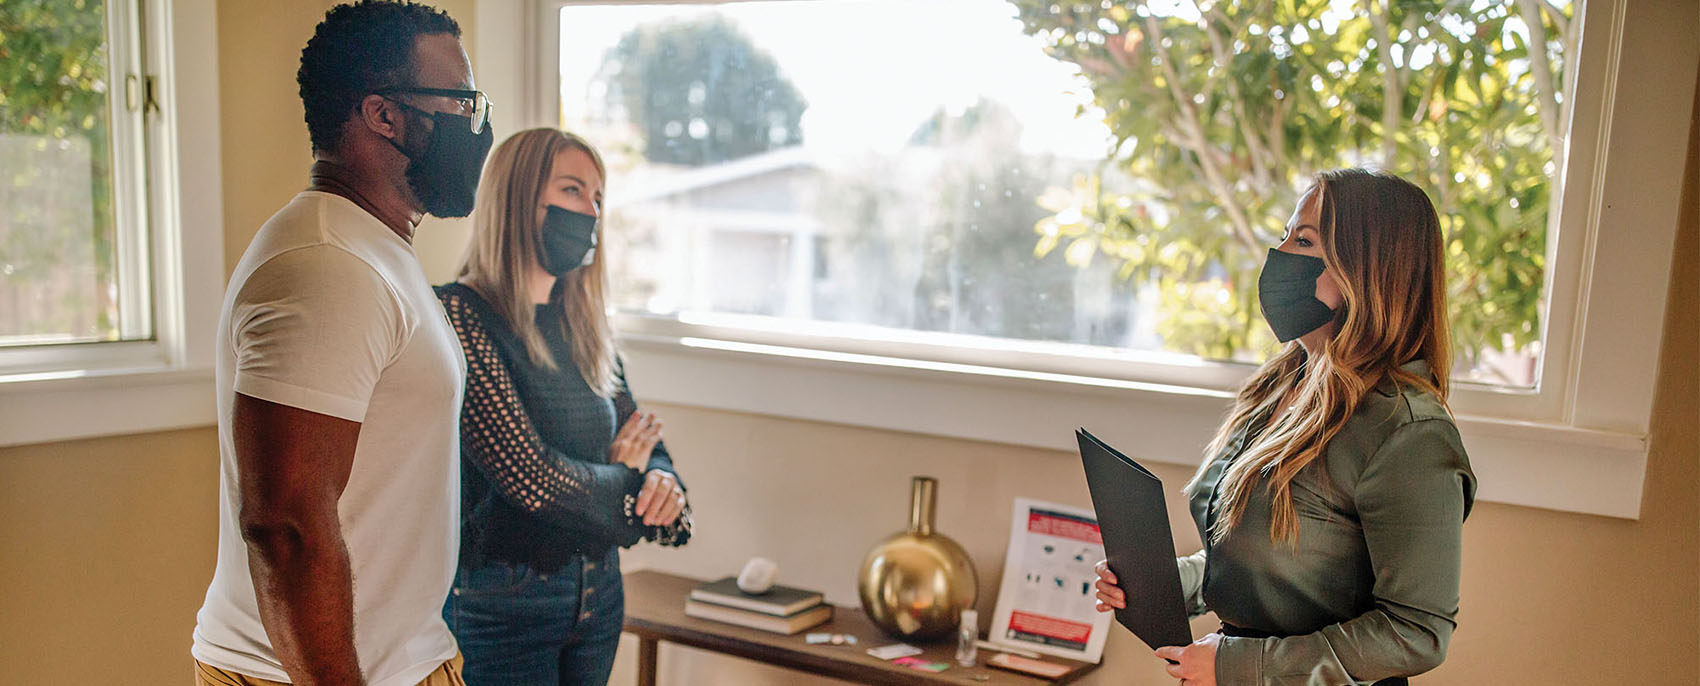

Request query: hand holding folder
[{"left": 1076, "top": 428, "right": 1194, "bottom": 653}]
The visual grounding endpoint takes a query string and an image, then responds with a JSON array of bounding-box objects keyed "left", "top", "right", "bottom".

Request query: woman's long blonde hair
[
  {"left": 1191, "top": 168, "right": 1453, "bottom": 544},
  {"left": 456, "top": 128, "right": 617, "bottom": 396}
]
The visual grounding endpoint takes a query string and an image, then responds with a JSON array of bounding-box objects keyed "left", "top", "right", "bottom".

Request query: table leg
[{"left": 637, "top": 636, "right": 658, "bottom": 686}]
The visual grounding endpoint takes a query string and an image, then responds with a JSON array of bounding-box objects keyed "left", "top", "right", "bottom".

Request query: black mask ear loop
[{"left": 377, "top": 97, "right": 430, "bottom": 161}]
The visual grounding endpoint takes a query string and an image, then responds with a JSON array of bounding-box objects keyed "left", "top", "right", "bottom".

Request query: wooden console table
[{"left": 622, "top": 570, "right": 1100, "bottom": 685}]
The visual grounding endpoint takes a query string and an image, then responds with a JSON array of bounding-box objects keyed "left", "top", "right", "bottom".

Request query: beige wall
[
  {"left": 0, "top": 3, "right": 1694, "bottom": 685},
  {"left": 216, "top": 0, "right": 478, "bottom": 280},
  {"left": 0, "top": 427, "right": 220, "bottom": 682}
]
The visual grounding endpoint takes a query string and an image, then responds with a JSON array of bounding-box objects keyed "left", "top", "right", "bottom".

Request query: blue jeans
[{"left": 443, "top": 548, "right": 624, "bottom": 686}]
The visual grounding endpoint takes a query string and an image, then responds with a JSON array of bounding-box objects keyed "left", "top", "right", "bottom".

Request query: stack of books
[{"left": 683, "top": 577, "right": 834, "bottom": 635}]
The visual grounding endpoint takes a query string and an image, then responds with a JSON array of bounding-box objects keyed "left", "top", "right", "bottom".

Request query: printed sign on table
[{"left": 987, "top": 497, "right": 1112, "bottom": 663}]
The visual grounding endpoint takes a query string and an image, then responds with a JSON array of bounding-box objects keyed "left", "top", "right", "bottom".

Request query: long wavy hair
[
  {"left": 456, "top": 128, "right": 617, "bottom": 396},
  {"left": 1190, "top": 168, "right": 1453, "bottom": 544}
]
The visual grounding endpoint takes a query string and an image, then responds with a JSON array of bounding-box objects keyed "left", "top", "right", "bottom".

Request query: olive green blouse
[{"left": 1178, "top": 361, "right": 1477, "bottom": 685}]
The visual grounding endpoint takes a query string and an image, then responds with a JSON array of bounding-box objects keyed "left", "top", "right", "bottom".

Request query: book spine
[
  {"left": 688, "top": 591, "right": 819, "bottom": 617},
  {"left": 685, "top": 602, "right": 789, "bottom": 633},
  {"left": 684, "top": 600, "right": 832, "bottom": 635}
]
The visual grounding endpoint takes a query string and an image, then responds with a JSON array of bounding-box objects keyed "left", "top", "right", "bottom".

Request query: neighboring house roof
[{"left": 612, "top": 145, "right": 821, "bottom": 207}]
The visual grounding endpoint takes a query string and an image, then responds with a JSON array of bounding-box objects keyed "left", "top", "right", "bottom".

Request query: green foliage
[
  {"left": 600, "top": 16, "right": 806, "bottom": 167},
  {"left": 1, "top": 0, "right": 118, "bottom": 339},
  {"left": 1011, "top": 0, "right": 1572, "bottom": 380}
]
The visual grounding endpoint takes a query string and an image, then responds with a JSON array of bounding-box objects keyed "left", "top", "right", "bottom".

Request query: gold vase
[{"left": 856, "top": 476, "right": 978, "bottom": 641}]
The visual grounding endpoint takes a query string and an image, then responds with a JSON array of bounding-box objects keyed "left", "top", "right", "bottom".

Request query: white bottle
[{"left": 955, "top": 609, "right": 979, "bottom": 667}]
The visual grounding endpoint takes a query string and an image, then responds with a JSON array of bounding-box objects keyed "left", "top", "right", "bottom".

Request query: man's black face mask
[{"left": 384, "top": 101, "right": 493, "bottom": 219}]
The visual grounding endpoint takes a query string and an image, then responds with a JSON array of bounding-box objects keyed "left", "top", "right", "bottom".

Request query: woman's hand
[
  {"left": 1093, "top": 559, "right": 1126, "bottom": 612},
  {"left": 1096, "top": 559, "right": 1219, "bottom": 684},
  {"left": 1154, "top": 633, "right": 1220, "bottom": 686},
  {"left": 609, "top": 411, "right": 662, "bottom": 470},
  {"left": 634, "top": 469, "right": 686, "bottom": 526}
]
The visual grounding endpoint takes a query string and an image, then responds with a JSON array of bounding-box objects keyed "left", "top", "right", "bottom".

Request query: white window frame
[
  {"left": 0, "top": 0, "right": 225, "bottom": 447},
  {"left": 488, "top": 0, "right": 1694, "bottom": 519}
]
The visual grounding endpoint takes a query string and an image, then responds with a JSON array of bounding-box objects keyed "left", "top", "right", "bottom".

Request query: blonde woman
[
  {"left": 1094, "top": 169, "right": 1476, "bottom": 686},
  {"left": 436, "top": 128, "right": 690, "bottom": 686}
]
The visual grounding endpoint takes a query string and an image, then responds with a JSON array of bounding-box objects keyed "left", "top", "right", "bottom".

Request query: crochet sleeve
[{"left": 442, "top": 289, "right": 647, "bottom": 545}]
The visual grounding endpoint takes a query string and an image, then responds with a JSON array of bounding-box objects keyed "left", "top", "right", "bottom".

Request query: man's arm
[{"left": 234, "top": 392, "right": 365, "bottom": 686}]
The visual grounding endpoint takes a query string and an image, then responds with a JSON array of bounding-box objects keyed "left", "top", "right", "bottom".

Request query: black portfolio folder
[{"left": 1076, "top": 428, "right": 1194, "bottom": 652}]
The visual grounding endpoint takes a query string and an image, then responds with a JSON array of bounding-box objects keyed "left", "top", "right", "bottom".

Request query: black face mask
[
  {"left": 386, "top": 107, "right": 493, "bottom": 218},
  {"left": 538, "top": 205, "right": 598, "bottom": 276},
  {"left": 1257, "top": 248, "right": 1337, "bottom": 343}
]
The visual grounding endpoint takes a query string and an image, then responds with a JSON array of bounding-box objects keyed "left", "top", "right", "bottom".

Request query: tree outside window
[
  {"left": 1013, "top": 0, "right": 1573, "bottom": 386},
  {"left": 563, "top": 0, "right": 1570, "bottom": 389}
]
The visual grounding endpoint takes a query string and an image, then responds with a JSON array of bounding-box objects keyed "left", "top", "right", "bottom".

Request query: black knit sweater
[{"left": 436, "top": 282, "right": 690, "bottom": 573}]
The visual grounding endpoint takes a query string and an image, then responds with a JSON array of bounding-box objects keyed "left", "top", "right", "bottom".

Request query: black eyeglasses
[{"left": 376, "top": 86, "right": 492, "bottom": 134}]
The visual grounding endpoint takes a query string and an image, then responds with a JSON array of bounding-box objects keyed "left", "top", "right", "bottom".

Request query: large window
[
  {"left": 524, "top": 0, "right": 1694, "bottom": 517},
  {"left": 0, "top": 0, "right": 224, "bottom": 448},
  {"left": 559, "top": 0, "right": 1573, "bottom": 390},
  {"left": 1, "top": 0, "right": 155, "bottom": 354}
]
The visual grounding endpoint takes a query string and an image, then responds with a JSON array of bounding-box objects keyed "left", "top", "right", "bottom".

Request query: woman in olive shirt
[{"left": 1094, "top": 169, "right": 1476, "bottom": 686}]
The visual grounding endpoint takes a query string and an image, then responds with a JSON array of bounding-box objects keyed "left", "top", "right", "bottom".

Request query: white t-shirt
[{"left": 192, "top": 191, "right": 465, "bottom": 686}]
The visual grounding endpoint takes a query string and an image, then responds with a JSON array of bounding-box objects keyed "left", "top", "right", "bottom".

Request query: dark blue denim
[{"left": 443, "top": 547, "right": 624, "bottom": 686}]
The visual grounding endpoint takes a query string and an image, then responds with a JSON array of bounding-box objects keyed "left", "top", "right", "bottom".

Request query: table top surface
[{"left": 622, "top": 569, "right": 1101, "bottom": 686}]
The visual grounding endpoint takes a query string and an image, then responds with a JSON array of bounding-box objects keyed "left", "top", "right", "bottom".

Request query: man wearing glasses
[{"left": 191, "top": 2, "right": 492, "bottom": 685}]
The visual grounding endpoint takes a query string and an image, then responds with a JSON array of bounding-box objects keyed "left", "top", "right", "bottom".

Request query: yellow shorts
[{"left": 193, "top": 654, "right": 464, "bottom": 686}]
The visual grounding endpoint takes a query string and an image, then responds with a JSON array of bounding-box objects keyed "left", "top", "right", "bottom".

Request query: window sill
[
  {"left": 0, "top": 365, "right": 216, "bottom": 448},
  {"left": 618, "top": 333, "right": 1648, "bottom": 520}
]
